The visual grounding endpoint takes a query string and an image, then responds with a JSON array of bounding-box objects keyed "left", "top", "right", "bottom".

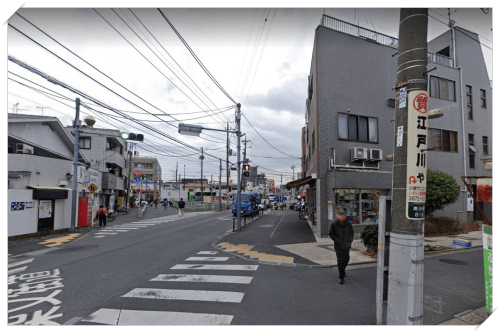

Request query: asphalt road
[{"left": 8, "top": 207, "right": 485, "bottom": 325}]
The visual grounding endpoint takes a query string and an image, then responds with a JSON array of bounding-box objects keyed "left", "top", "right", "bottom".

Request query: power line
[{"left": 157, "top": 8, "right": 237, "bottom": 105}]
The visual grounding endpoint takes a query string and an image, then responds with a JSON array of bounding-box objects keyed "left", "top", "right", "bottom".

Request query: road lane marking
[
  {"left": 122, "top": 288, "right": 245, "bottom": 303},
  {"left": 8, "top": 266, "right": 28, "bottom": 275},
  {"left": 151, "top": 274, "right": 253, "bottom": 284},
  {"left": 185, "top": 257, "right": 229, "bottom": 261},
  {"left": 197, "top": 251, "right": 218, "bottom": 255},
  {"left": 8, "top": 258, "right": 34, "bottom": 268},
  {"left": 96, "top": 232, "right": 117, "bottom": 235},
  {"left": 109, "top": 227, "right": 139, "bottom": 230},
  {"left": 171, "top": 264, "right": 258, "bottom": 271},
  {"left": 106, "top": 229, "right": 129, "bottom": 232},
  {"left": 80, "top": 308, "right": 233, "bottom": 325}
]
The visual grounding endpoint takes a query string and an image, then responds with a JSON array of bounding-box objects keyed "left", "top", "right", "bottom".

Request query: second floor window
[
  {"left": 483, "top": 136, "right": 489, "bottom": 155},
  {"left": 312, "top": 130, "right": 315, "bottom": 152},
  {"left": 338, "top": 113, "right": 378, "bottom": 143},
  {"left": 134, "top": 162, "right": 153, "bottom": 169},
  {"left": 428, "top": 128, "right": 458, "bottom": 152},
  {"left": 430, "top": 76, "right": 456, "bottom": 102},
  {"left": 79, "top": 137, "right": 91, "bottom": 149},
  {"left": 466, "top": 85, "right": 473, "bottom": 120}
]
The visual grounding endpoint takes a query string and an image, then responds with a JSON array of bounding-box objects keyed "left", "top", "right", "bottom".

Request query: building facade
[
  {"left": 130, "top": 156, "right": 163, "bottom": 202},
  {"left": 304, "top": 15, "right": 492, "bottom": 237}
]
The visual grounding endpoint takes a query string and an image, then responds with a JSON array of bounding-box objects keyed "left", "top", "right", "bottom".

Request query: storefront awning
[
  {"left": 286, "top": 176, "right": 313, "bottom": 189},
  {"left": 28, "top": 185, "right": 70, "bottom": 190}
]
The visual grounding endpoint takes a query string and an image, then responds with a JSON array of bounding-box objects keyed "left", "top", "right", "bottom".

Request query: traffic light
[
  {"left": 243, "top": 164, "right": 251, "bottom": 178},
  {"left": 121, "top": 132, "right": 144, "bottom": 141}
]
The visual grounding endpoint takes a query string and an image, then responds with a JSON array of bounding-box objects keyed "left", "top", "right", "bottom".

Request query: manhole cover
[
  {"left": 439, "top": 258, "right": 468, "bottom": 265},
  {"left": 48, "top": 245, "right": 99, "bottom": 253}
]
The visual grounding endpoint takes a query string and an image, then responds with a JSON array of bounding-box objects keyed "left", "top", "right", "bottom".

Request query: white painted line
[
  {"left": 81, "top": 308, "right": 233, "bottom": 325},
  {"left": 197, "top": 251, "right": 218, "bottom": 255},
  {"left": 109, "top": 227, "right": 139, "bottom": 230},
  {"left": 131, "top": 223, "right": 156, "bottom": 225},
  {"left": 171, "top": 264, "right": 258, "bottom": 271},
  {"left": 94, "top": 236, "right": 106, "bottom": 238},
  {"left": 121, "top": 225, "right": 148, "bottom": 228},
  {"left": 122, "top": 288, "right": 245, "bottom": 303},
  {"left": 8, "top": 258, "right": 34, "bottom": 268},
  {"left": 151, "top": 274, "right": 253, "bottom": 284},
  {"left": 96, "top": 233, "right": 117, "bottom": 235},
  {"left": 107, "top": 229, "right": 129, "bottom": 232},
  {"left": 185, "top": 257, "right": 229, "bottom": 262},
  {"left": 63, "top": 316, "right": 83, "bottom": 325},
  {"left": 8, "top": 266, "right": 28, "bottom": 275},
  {"left": 260, "top": 225, "right": 275, "bottom": 227}
]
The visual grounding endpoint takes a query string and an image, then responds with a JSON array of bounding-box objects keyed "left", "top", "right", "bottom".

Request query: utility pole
[
  {"left": 37, "top": 106, "right": 47, "bottom": 116},
  {"left": 236, "top": 103, "right": 242, "bottom": 231},
  {"left": 200, "top": 147, "right": 204, "bottom": 203},
  {"left": 176, "top": 162, "right": 180, "bottom": 201},
  {"left": 70, "top": 98, "right": 81, "bottom": 233},
  {"left": 126, "top": 143, "right": 134, "bottom": 209},
  {"left": 226, "top": 122, "right": 230, "bottom": 208},
  {"left": 219, "top": 159, "right": 222, "bottom": 211},
  {"left": 291, "top": 164, "right": 296, "bottom": 200},
  {"left": 387, "top": 8, "right": 428, "bottom": 325},
  {"left": 183, "top": 165, "right": 186, "bottom": 191}
]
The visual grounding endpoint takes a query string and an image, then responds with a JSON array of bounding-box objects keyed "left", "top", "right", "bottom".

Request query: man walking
[
  {"left": 178, "top": 198, "right": 185, "bottom": 217},
  {"left": 96, "top": 205, "right": 108, "bottom": 228},
  {"left": 329, "top": 210, "right": 354, "bottom": 284}
]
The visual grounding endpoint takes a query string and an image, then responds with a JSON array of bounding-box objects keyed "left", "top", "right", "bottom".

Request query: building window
[
  {"left": 134, "top": 162, "right": 153, "bottom": 169},
  {"left": 483, "top": 136, "right": 488, "bottom": 155},
  {"left": 430, "top": 76, "right": 456, "bottom": 101},
  {"left": 429, "top": 128, "right": 458, "bottom": 152},
  {"left": 469, "top": 152, "right": 475, "bottom": 169},
  {"left": 79, "top": 137, "right": 91, "bottom": 149},
  {"left": 468, "top": 134, "right": 474, "bottom": 146},
  {"left": 466, "top": 85, "right": 473, "bottom": 120},
  {"left": 312, "top": 130, "right": 315, "bottom": 153},
  {"left": 338, "top": 113, "right": 378, "bottom": 143},
  {"left": 480, "top": 89, "right": 487, "bottom": 108}
]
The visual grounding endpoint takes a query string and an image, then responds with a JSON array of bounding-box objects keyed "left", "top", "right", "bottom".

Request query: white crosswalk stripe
[
  {"left": 80, "top": 308, "right": 233, "bottom": 325},
  {"left": 185, "top": 257, "right": 230, "bottom": 261},
  {"left": 79, "top": 252, "right": 258, "bottom": 325},
  {"left": 151, "top": 274, "right": 253, "bottom": 284},
  {"left": 8, "top": 258, "right": 35, "bottom": 275}
]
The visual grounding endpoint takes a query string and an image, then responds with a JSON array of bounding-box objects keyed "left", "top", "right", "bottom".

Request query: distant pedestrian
[
  {"left": 164, "top": 198, "right": 168, "bottom": 210},
  {"left": 155, "top": 199, "right": 158, "bottom": 208},
  {"left": 329, "top": 210, "right": 354, "bottom": 284},
  {"left": 178, "top": 198, "right": 186, "bottom": 217},
  {"left": 96, "top": 205, "right": 108, "bottom": 228},
  {"left": 169, "top": 199, "right": 173, "bottom": 207}
]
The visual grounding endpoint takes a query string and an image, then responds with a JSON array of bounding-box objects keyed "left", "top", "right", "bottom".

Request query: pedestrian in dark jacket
[
  {"left": 329, "top": 210, "right": 354, "bottom": 284},
  {"left": 178, "top": 198, "right": 186, "bottom": 217},
  {"left": 96, "top": 205, "right": 108, "bottom": 228}
]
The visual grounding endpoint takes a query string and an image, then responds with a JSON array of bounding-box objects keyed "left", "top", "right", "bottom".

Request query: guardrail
[
  {"left": 232, "top": 209, "right": 265, "bottom": 232},
  {"left": 172, "top": 201, "right": 230, "bottom": 211}
]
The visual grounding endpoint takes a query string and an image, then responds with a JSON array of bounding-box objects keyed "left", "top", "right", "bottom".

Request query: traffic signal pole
[
  {"left": 236, "top": 103, "right": 242, "bottom": 231},
  {"left": 387, "top": 8, "right": 429, "bottom": 325}
]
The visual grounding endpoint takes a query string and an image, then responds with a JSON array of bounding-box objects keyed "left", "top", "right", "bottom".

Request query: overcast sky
[{"left": 5, "top": 4, "right": 494, "bottom": 185}]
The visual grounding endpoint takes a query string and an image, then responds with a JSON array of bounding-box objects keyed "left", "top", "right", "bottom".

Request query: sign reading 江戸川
[{"left": 406, "top": 90, "right": 428, "bottom": 219}]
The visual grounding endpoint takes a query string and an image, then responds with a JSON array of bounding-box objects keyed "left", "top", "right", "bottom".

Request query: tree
[{"left": 425, "top": 170, "right": 460, "bottom": 217}]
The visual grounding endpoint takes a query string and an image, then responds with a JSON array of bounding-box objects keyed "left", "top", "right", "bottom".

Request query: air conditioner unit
[
  {"left": 16, "top": 143, "right": 34, "bottom": 154},
  {"left": 351, "top": 147, "right": 368, "bottom": 161},
  {"left": 368, "top": 149, "right": 383, "bottom": 161}
]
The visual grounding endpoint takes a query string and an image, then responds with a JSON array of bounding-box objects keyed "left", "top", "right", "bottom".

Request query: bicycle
[
  {"left": 107, "top": 211, "right": 118, "bottom": 222},
  {"left": 116, "top": 206, "right": 129, "bottom": 215}
]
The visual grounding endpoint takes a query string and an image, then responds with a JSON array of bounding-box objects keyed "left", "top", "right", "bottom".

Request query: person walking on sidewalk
[
  {"left": 163, "top": 198, "right": 168, "bottom": 210},
  {"left": 96, "top": 205, "right": 108, "bottom": 228},
  {"left": 178, "top": 198, "right": 185, "bottom": 217},
  {"left": 329, "top": 210, "right": 354, "bottom": 284}
]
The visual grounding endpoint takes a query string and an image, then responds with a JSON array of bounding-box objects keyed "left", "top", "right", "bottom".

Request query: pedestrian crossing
[
  {"left": 94, "top": 218, "right": 174, "bottom": 239},
  {"left": 8, "top": 258, "right": 34, "bottom": 275},
  {"left": 80, "top": 250, "right": 259, "bottom": 325}
]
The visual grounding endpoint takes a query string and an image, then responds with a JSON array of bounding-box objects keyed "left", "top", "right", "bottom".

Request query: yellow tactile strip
[
  {"left": 38, "top": 233, "right": 81, "bottom": 247},
  {"left": 218, "top": 242, "right": 294, "bottom": 263}
]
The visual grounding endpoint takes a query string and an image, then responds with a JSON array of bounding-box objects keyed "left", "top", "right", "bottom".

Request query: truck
[{"left": 232, "top": 192, "right": 260, "bottom": 216}]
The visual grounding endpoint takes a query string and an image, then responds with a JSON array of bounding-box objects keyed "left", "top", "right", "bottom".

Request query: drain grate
[{"left": 439, "top": 258, "right": 468, "bottom": 265}]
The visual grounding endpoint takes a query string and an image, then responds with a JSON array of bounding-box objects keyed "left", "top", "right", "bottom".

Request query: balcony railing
[
  {"left": 321, "top": 14, "right": 399, "bottom": 49},
  {"left": 427, "top": 52, "right": 454, "bottom": 67}
]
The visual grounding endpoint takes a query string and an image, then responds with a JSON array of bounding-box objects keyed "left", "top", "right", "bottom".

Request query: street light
[{"left": 178, "top": 124, "right": 203, "bottom": 136}]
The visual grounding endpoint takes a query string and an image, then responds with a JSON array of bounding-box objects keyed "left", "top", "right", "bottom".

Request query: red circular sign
[
  {"left": 413, "top": 93, "right": 428, "bottom": 113},
  {"left": 134, "top": 170, "right": 142, "bottom": 177},
  {"left": 230, "top": 180, "right": 233, "bottom": 183}
]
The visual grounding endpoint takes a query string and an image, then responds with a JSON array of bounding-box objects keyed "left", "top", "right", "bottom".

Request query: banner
[{"left": 482, "top": 225, "right": 492, "bottom": 315}]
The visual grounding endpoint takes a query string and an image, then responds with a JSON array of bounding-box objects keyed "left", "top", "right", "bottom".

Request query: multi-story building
[
  {"left": 66, "top": 121, "right": 129, "bottom": 210},
  {"left": 303, "top": 14, "right": 491, "bottom": 238},
  {"left": 130, "top": 156, "right": 163, "bottom": 202}
]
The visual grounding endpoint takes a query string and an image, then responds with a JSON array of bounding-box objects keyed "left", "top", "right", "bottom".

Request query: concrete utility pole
[
  {"left": 176, "top": 162, "right": 180, "bottom": 201},
  {"left": 219, "top": 159, "right": 222, "bottom": 211},
  {"left": 236, "top": 103, "right": 242, "bottom": 231},
  {"left": 226, "top": 122, "right": 230, "bottom": 208},
  {"left": 126, "top": 143, "right": 134, "bottom": 209},
  {"left": 183, "top": 165, "right": 186, "bottom": 191},
  {"left": 200, "top": 147, "right": 204, "bottom": 203},
  {"left": 241, "top": 135, "right": 248, "bottom": 190},
  {"left": 387, "top": 8, "right": 429, "bottom": 325},
  {"left": 70, "top": 98, "right": 81, "bottom": 233}
]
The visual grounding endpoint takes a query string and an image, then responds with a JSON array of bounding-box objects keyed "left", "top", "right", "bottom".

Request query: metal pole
[
  {"left": 201, "top": 147, "right": 204, "bottom": 204},
  {"left": 387, "top": 8, "right": 428, "bottom": 325},
  {"left": 236, "top": 103, "right": 242, "bottom": 231},
  {"left": 226, "top": 122, "right": 230, "bottom": 208},
  {"left": 177, "top": 162, "right": 180, "bottom": 201},
  {"left": 70, "top": 98, "right": 81, "bottom": 232},
  {"left": 219, "top": 159, "right": 222, "bottom": 211},
  {"left": 126, "top": 143, "right": 133, "bottom": 209}
]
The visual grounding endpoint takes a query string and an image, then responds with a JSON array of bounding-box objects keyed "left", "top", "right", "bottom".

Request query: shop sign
[
  {"left": 327, "top": 201, "right": 334, "bottom": 220},
  {"left": 482, "top": 225, "right": 492, "bottom": 314},
  {"left": 477, "top": 179, "right": 492, "bottom": 202},
  {"left": 405, "top": 90, "right": 428, "bottom": 219},
  {"left": 134, "top": 170, "right": 142, "bottom": 177},
  {"left": 399, "top": 87, "right": 407, "bottom": 108}
]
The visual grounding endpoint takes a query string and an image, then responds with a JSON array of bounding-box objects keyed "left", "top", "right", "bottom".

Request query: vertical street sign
[
  {"left": 405, "top": 90, "right": 429, "bottom": 219},
  {"left": 482, "top": 224, "right": 492, "bottom": 315}
]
